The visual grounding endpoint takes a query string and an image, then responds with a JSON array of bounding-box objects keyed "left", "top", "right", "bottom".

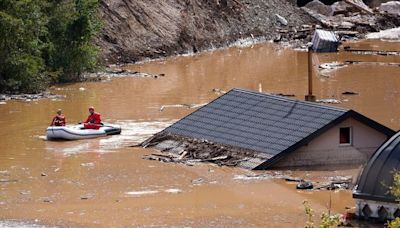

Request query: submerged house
[
  {"left": 150, "top": 88, "right": 394, "bottom": 169},
  {"left": 353, "top": 131, "right": 400, "bottom": 221}
]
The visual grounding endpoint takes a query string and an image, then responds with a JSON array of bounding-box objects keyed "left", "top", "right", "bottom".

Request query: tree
[
  {"left": 46, "top": 0, "right": 101, "bottom": 82},
  {"left": 0, "top": 0, "right": 100, "bottom": 93},
  {"left": 0, "top": 0, "right": 48, "bottom": 92}
]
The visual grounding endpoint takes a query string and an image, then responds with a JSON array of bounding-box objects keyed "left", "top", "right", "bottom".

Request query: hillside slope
[{"left": 97, "top": 0, "right": 314, "bottom": 63}]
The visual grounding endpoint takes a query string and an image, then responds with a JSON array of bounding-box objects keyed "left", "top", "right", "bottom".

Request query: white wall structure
[{"left": 273, "top": 117, "right": 389, "bottom": 168}]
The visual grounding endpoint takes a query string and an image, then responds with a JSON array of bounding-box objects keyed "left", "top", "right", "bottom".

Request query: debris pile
[
  {"left": 315, "top": 176, "right": 353, "bottom": 190},
  {"left": 98, "top": 0, "right": 317, "bottom": 63},
  {"left": 316, "top": 98, "right": 342, "bottom": 104},
  {"left": 0, "top": 92, "right": 65, "bottom": 102},
  {"left": 301, "top": 0, "right": 400, "bottom": 42},
  {"left": 231, "top": 173, "right": 353, "bottom": 191},
  {"left": 84, "top": 67, "right": 166, "bottom": 81},
  {"left": 141, "top": 132, "right": 269, "bottom": 169},
  {"left": 379, "top": 1, "right": 400, "bottom": 16},
  {"left": 286, "top": 175, "right": 353, "bottom": 190},
  {"left": 366, "top": 27, "right": 400, "bottom": 40},
  {"left": 96, "top": 0, "right": 399, "bottom": 66}
]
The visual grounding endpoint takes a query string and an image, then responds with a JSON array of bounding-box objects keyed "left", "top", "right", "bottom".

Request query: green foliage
[
  {"left": 389, "top": 171, "right": 400, "bottom": 200},
  {"left": 304, "top": 201, "right": 315, "bottom": 228},
  {"left": 388, "top": 217, "right": 400, "bottom": 228},
  {"left": 388, "top": 171, "right": 400, "bottom": 228},
  {"left": 0, "top": 0, "right": 101, "bottom": 93},
  {"left": 303, "top": 201, "right": 342, "bottom": 228},
  {"left": 319, "top": 212, "right": 341, "bottom": 228}
]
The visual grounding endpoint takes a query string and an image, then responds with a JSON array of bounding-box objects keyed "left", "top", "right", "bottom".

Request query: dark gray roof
[
  {"left": 164, "top": 88, "right": 395, "bottom": 169},
  {"left": 353, "top": 131, "right": 400, "bottom": 203}
]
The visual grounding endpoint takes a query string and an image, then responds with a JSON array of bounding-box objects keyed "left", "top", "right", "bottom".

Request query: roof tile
[{"left": 165, "top": 88, "right": 350, "bottom": 156}]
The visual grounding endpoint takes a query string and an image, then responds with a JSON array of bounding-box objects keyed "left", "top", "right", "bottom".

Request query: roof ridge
[{"left": 232, "top": 88, "right": 349, "bottom": 113}]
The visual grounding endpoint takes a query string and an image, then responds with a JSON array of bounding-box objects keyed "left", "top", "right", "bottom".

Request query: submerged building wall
[{"left": 272, "top": 117, "right": 388, "bottom": 168}]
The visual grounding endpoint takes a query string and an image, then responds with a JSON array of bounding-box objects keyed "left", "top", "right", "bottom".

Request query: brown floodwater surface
[{"left": 0, "top": 40, "right": 399, "bottom": 227}]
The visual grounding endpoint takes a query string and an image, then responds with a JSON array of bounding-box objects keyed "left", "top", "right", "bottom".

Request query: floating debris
[
  {"left": 272, "top": 93, "right": 296, "bottom": 97},
  {"left": 125, "top": 190, "right": 159, "bottom": 196},
  {"left": 233, "top": 174, "right": 274, "bottom": 181},
  {"left": 42, "top": 198, "right": 53, "bottom": 203},
  {"left": 296, "top": 181, "right": 314, "bottom": 190},
  {"left": 285, "top": 177, "right": 304, "bottom": 182},
  {"left": 318, "top": 62, "right": 348, "bottom": 77},
  {"left": 343, "top": 48, "right": 400, "bottom": 56},
  {"left": 0, "top": 170, "right": 10, "bottom": 175},
  {"left": 0, "top": 179, "right": 18, "bottom": 183},
  {"left": 345, "top": 61, "right": 400, "bottom": 66},
  {"left": 0, "top": 92, "right": 65, "bottom": 102},
  {"left": 19, "top": 191, "right": 31, "bottom": 195},
  {"left": 191, "top": 178, "right": 204, "bottom": 185},
  {"left": 85, "top": 68, "right": 166, "bottom": 80},
  {"left": 212, "top": 88, "right": 227, "bottom": 95},
  {"left": 316, "top": 98, "right": 342, "bottom": 104},
  {"left": 342, "top": 91, "right": 358, "bottom": 95},
  {"left": 319, "top": 62, "right": 346, "bottom": 70},
  {"left": 164, "top": 189, "right": 182, "bottom": 194},
  {"left": 80, "top": 162, "right": 95, "bottom": 168},
  {"left": 311, "top": 30, "right": 339, "bottom": 53},
  {"left": 315, "top": 176, "right": 352, "bottom": 190},
  {"left": 80, "top": 194, "right": 94, "bottom": 200},
  {"left": 159, "top": 103, "right": 208, "bottom": 112}
]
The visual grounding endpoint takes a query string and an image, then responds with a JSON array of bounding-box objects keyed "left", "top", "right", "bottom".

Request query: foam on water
[
  {"left": 98, "top": 120, "right": 174, "bottom": 149},
  {"left": 44, "top": 120, "right": 174, "bottom": 155},
  {"left": 0, "top": 220, "right": 53, "bottom": 228}
]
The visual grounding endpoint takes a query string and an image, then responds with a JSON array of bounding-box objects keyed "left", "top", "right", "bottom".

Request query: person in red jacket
[
  {"left": 50, "top": 109, "right": 66, "bottom": 126},
  {"left": 84, "top": 106, "right": 102, "bottom": 129}
]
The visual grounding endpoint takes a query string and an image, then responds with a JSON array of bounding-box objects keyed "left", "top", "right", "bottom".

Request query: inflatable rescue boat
[{"left": 46, "top": 124, "right": 121, "bottom": 140}]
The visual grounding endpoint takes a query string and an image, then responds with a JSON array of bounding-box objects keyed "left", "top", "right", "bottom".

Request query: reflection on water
[{"left": 0, "top": 40, "right": 399, "bottom": 227}]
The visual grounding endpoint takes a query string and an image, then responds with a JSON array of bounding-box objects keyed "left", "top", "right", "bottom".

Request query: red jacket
[
  {"left": 50, "top": 114, "right": 66, "bottom": 126},
  {"left": 84, "top": 112, "right": 101, "bottom": 129}
]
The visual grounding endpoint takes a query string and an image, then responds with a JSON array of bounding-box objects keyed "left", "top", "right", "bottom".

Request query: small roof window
[{"left": 340, "top": 127, "right": 352, "bottom": 145}]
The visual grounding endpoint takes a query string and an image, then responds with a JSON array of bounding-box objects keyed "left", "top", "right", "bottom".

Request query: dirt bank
[
  {"left": 97, "top": 0, "right": 315, "bottom": 63},
  {"left": 97, "top": 0, "right": 399, "bottom": 64}
]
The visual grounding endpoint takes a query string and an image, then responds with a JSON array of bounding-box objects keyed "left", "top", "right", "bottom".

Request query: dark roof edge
[
  {"left": 254, "top": 111, "right": 396, "bottom": 170},
  {"left": 232, "top": 88, "right": 350, "bottom": 113},
  {"left": 349, "top": 110, "right": 396, "bottom": 137},
  {"left": 353, "top": 192, "right": 397, "bottom": 203}
]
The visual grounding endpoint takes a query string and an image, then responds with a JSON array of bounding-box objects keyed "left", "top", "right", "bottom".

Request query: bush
[
  {"left": 0, "top": 0, "right": 101, "bottom": 93},
  {"left": 303, "top": 201, "right": 342, "bottom": 228},
  {"left": 388, "top": 171, "right": 400, "bottom": 227}
]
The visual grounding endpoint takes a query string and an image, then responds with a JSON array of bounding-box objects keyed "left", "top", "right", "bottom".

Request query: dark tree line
[{"left": 0, "top": 0, "right": 100, "bottom": 93}]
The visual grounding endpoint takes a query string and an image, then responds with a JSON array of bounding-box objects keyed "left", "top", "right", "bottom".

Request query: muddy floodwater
[{"left": 1, "top": 40, "right": 399, "bottom": 227}]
